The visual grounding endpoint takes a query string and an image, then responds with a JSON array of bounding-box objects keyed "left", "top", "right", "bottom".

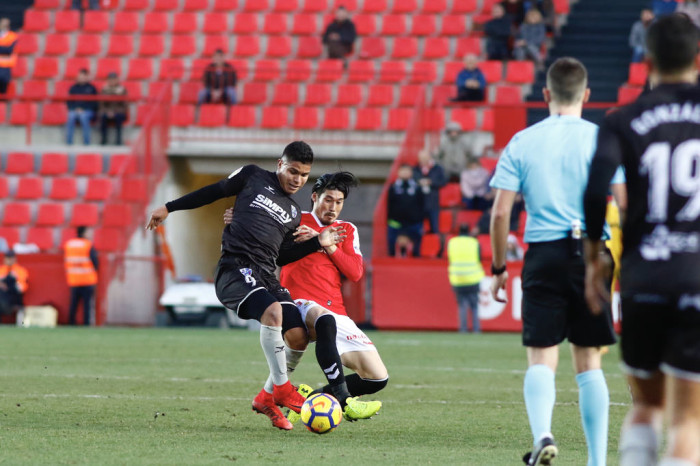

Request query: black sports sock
[
  {"left": 316, "top": 374, "right": 389, "bottom": 397},
  {"left": 314, "top": 314, "right": 351, "bottom": 406}
]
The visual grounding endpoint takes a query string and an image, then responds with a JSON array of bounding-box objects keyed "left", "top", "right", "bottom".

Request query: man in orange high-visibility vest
[
  {"left": 0, "top": 18, "right": 18, "bottom": 95},
  {"left": 0, "top": 250, "right": 28, "bottom": 315},
  {"left": 64, "top": 226, "right": 98, "bottom": 325}
]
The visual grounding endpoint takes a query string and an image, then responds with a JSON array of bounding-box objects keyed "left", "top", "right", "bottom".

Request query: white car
[{"left": 159, "top": 281, "right": 247, "bottom": 328}]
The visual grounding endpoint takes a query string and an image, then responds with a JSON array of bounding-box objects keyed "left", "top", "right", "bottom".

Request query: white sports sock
[
  {"left": 658, "top": 459, "right": 697, "bottom": 466},
  {"left": 619, "top": 424, "right": 659, "bottom": 466},
  {"left": 259, "top": 325, "right": 288, "bottom": 386},
  {"left": 263, "top": 348, "right": 305, "bottom": 393}
]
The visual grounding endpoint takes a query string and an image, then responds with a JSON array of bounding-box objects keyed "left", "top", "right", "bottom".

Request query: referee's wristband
[{"left": 491, "top": 264, "right": 506, "bottom": 275}]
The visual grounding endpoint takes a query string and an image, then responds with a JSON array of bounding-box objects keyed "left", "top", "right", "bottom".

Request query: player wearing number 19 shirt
[{"left": 584, "top": 14, "right": 700, "bottom": 466}]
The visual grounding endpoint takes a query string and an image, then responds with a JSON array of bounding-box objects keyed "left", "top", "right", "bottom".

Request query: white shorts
[{"left": 294, "top": 299, "right": 376, "bottom": 355}]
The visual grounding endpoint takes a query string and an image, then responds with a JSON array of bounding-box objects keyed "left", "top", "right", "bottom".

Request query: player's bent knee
[
  {"left": 260, "top": 302, "right": 283, "bottom": 327},
  {"left": 284, "top": 326, "right": 308, "bottom": 351}
]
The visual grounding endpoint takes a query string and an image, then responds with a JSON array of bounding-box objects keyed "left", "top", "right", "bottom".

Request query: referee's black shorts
[
  {"left": 521, "top": 238, "right": 616, "bottom": 348},
  {"left": 214, "top": 253, "right": 304, "bottom": 333}
]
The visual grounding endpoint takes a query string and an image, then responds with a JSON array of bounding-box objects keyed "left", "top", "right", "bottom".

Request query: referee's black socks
[{"left": 314, "top": 314, "right": 351, "bottom": 406}]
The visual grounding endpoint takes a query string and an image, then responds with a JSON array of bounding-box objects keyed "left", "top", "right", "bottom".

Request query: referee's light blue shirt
[{"left": 490, "top": 115, "right": 624, "bottom": 243}]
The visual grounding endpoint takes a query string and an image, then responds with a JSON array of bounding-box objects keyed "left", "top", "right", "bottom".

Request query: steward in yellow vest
[{"left": 447, "top": 226, "right": 485, "bottom": 333}]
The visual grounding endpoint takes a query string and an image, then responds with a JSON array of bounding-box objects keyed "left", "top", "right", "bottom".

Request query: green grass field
[{"left": 0, "top": 327, "right": 630, "bottom": 465}]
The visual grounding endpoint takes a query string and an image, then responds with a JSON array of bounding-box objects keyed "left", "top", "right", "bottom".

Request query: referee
[{"left": 489, "top": 58, "right": 625, "bottom": 466}]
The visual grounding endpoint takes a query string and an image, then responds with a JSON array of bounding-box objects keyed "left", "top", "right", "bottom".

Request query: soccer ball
[{"left": 300, "top": 393, "right": 342, "bottom": 434}]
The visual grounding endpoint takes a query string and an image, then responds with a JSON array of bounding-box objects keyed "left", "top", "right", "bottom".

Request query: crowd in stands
[{"left": 629, "top": 1, "right": 700, "bottom": 63}]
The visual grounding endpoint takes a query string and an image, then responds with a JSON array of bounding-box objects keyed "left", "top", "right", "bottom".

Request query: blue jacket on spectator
[
  {"left": 456, "top": 68, "right": 486, "bottom": 92},
  {"left": 652, "top": 0, "right": 677, "bottom": 16},
  {"left": 68, "top": 82, "right": 98, "bottom": 113}
]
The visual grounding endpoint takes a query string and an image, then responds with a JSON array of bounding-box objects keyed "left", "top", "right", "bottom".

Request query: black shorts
[
  {"left": 214, "top": 254, "right": 304, "bottom": 333},
  {"left": 521, "top": 239, "right": 616, "bottom": 348},
  {"left": 621, "top": 293, "right": 700, "bottom": 380}
]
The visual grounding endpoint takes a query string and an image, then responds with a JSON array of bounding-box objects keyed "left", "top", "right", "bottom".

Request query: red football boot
[
  {"left": 272, "top": 381, "right": 306, "bottom": 414},
  {"left": 252, "top": 388, "right": 293, "bottom": 430}
]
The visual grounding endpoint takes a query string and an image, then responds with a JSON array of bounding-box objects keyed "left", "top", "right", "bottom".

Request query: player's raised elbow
[{"left": 346, "top": 267, "right": 364, "bottom": 282}]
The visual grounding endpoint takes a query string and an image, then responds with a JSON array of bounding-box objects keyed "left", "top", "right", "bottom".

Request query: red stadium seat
[
  {"left": 235, "top": 36, "right": 260, "bottom": 57},
  {"left": 203, "top": 36, "right": 229, "bottom": 56},
  {"left": 153, "top": 0, "right": 179, "bottom": 9},
  {"left": 410, "top": 61, "right": 437, "bottom": 84},
  {"left": 127, "top": 58, "right": 153, "bottom": 80},
  {"left": 84, "top": 178, "right": 113, "bottom": 201},
  {"left": 438, "top": 210, "right": 456, "bottom": 233},
  {"left": 480, "top": 108, "right": 494, "bottom": 131},
  {"left": 410, "top": 15, "right": 436, "bottom": 36},
  {"left": 477, "top": 234, "right": 492, "bottom": 259},
  {"left": 261, "top": 106, "right": 289, "bottom": 128},
  {"left": 6, "top": 152, "right": 34, "bottom": 174},
  {"left": 0, "top": 228, "right": 20, "bottom": 247},
  {"left": 480, "top": 60, "right": 503, "bottom": 83},
  {"left": 63, "top": 58, "right": 90, "bottom": 80},
  {"left": 170, "top": 36, "right": 197, "bottom": 57},
  {"left": 93, "top": 228, "right": 125, "bottom": 252},
  {"left": 243, "top": 0, "right": 268, "bottom": 11},
  {"left": 3, "top": 204, "right": 32, "bottom": 226},
  {"left": 379, "top": 61, "right": 406, "bottom": 83},
  {"left": 172, "top": 12, "right": 198, "bottom": 34},
  {"left": 16, "top": 34, "right": 39, "bottom": 56},
  {"left": 34, "top": 0, "right": 61, "bottom": 9},
  {"left": 158, "top": 59, "right": 184, "bottom": 80},
  {"left": 264, "top": 14, "right": 288, "bottom": 34},
  {"left": 451, "top": 108, "right": 477, "bottom": 131},
  {"left": 20, "top": 80, "right": 47, "bottom": 100},
  {"left": 285, "top": 59, "right": 312, "bottom": 82},
  {"left": 367, "top": 84, "right": 394, "bottom": 106},
  {"left": 387, "top": 108, "right": 413, "bottom": 131},
  {"left": 391, "top": 37, "right": 418, "bottom": 59},
  {"left": 96, "top": 58, "right": 122, "bottom": 80},
  {"left": 74, "top": 153, "right": 103, "bottom": 175},
  {"left": 422, "top": 38, "right": 449, "bottom": 59},
  {"left": 456, "top": 210, "right": 482, "bottom": 228},
  {"left": 198, "top": 104, "right": 226, "bottom": 127},
  {"left": 228, "top": 105, "right": 257, "bottom": 127},
  {"left": 271, "top": 83, "right": 299, "bottom": 105},
  {"left": 481, "top": 157, "right": 498, "bottom": 172},
  {"left": 203, "top": 13, "right": 228, "bottom": 33},
  {"left": 36, "top": 203, "right": 65, "bottom": 226},
  {"left": 0, "top": 102, "right": 5, "bottom": 124},
  {"left": 241, "top": 82, "right": 267, "bottom": 104},
  {"left": 70, "top": 204, "right": 99, "bottom": 227},
  {"left": 421, "top": 108, "right": 445, "bottom": 131},
  {"left": 456, "top": 37, "right": 482, "bottom": 57},
  {"left": 142, "top": 12, "right": 169, "bottom": 34},
  {"left": 273, "top": 0, "right": 297, "bottom": 10},
  {"left": 16, "top": 177, "right": 44, "bottom": 200},
  {"left": 9, "top": 103, "right": 37, "bottom": 126},
  {"left": 291, "top": 14, "right": 317, "bottom": 35},
  {"left": 348, "top": 61, "right": 375, "bottom": 82},
  {"left": 177, "top": 81, "right": 200, "bottom": 103},
  {"left": 13, "top": 57, "right": 27, "bottom": 79},
  {"left": 335, "top": 84, "right": 363, "bottom": 106},
  {"left": 618, "top": 86, "right": 643, "bottom": 104},
  {"left": 452, "top": 0, "right": 478, "bottom": 12},
  {"left": 354, "top": 107, "right": 383, "bottom": 130},
  {"left": 75, "top": 33, "right": 102, "bottom": 56},
  {"left": 316, "top": 60, "right": 343, "bottom": 82},
  {"left": 628, "top": 63, "right": 648, "bottom": 86},
  {"left": 55, "top": 11, "right": 80, "bottom": 33},
  {"left": 361, "top": 0, "right": 386, "bottom": 12},
  {"left": 304, "top": 83, "right": 332, "bottom": 106},
  {"left": 33, "top": 57, "right": 59, "bottom": 79},
  {"left": 398, "top": 84, "right": 421, "bottom": 106},
  {"left": 139, "top": 35, "right": 165, "bottom": 57},
  {"left": 293, "top": 107, "right": 319, "bottom": 129},
  {"left": 553, "top": 0, "right": 570, "bottom": 14},
  {"left": 0, "top": 178, "right": 7, "bottom": 198},
  {"left": 27, "top": 228, "right": 56, "bottom": 250},
  {"left": 43, "top": 34, "right": 71, "bottom": 56},
  {"left": 169, "top": 104, "right": 195, "bottom": 126},
  {"left": 440, "top": 183, "right": 463, "bottom": 207},
  {"left": 420, "top": 233, "right": 442, "bottom": 258},
  {"left": 322, "top": 107, "right": 349, "bottom": 130},
  {"left": 505, "top": 61, "right": 535, "bottom": 84},
  {"left": 381, "top": 15, "right": 406, "bottom": 35},
  {"left": 49, "top": 178, "right": 78, "bottom": 200},
  {"left": 188, "top": 58, "right": 210, "bottom": 82},
  {"left": 392, "top": 0, "right": 416, "bottom": 13},
  {"left": 266, "top": 36, "right": 292, "bottom": 58},
  {"left": 440, "top": 15, "right": 466, "bottom": 35},
  {"left": 493, "top": 85, "right": 522, "bottom": 104},
  {"left": 302, "top": 0, "right": 327, "bottom": 11},
  {"left": 123, "top": 0, "right": 149, "bottom": 8},
  {"left": 103, "top": 204, "right": 132, "bottom": 227},
  {"left": 39, "top": 152, "right": 68, "bottom": 176},
  {"left": 83, "top": 11, "right": 109, "bottom": 33},
  {"left": 422, "top": 0, "right": 446, "bottom": 13},
  {"left": 354, "top": 14, "right": 377, "bottom": 35},
  {"left": 108, "top": 154, "right": 137, "bottom": 176},
  {"left": 183, "top": 0, "right": 209, "bottom": 9},
  {"left": 114, "top": 12, "right": 139, "bottom": 33},
  {"left": 297, "top": 37, "right": 323, "bottom": 58},
  {"left": 359, "top": 37, "right": 386, "bottom": 59},
  {"left": 213, "top": 0, "right": 238, "bottom": 10},
  {"left": 233, "top": 13, "right": 258, "bottom": 34},
  {"left": 23, "top": 11, "right": 51, "bottom": 33}
]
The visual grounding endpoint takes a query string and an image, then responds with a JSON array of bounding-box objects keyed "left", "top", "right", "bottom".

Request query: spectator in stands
[
  {"left": 99, "top": 72, "right": 127, "bottom": 146},
  {"left": 502, "top": 0, "right": 526, "bottom": 26},
  {"left": 539, "top": 0, "right": 557, "bottom": 34},
  {"left": 677, "top": 0, "right": 700, "bottom": 28},
  {"left": 66, "top": 69, "right": 98, "bottom": 145},
  {"left": 0, "top": 237, "right": 8, "bottom": 254},
  {"left": 485, "top": 3, "right": 513, "bottom": 60},
  {"left": 387, "top": 164, "right": 425, "bottom": 258},
  {"left": 198, "top": 49, "right": 237, "bottom": 106},
  {"left": 652, "top": 0, "right": 677, "bottom": 16},
  {"left": 461, "top": 159, "right": 492, "bottom": 211},
  {"left": 514, "top": 9, "right": 547, "bottom": 70},
  {"left": 453, "top": 54, "right": 487, "bottom": 102},
  {"left": 0, "top": 18, "right": 18, "bottom": 95},
  {"left": 0, "top": 251, "right": 28, "bottom": 317},
  {"left": 629, "top": 9, "right": 654, "bottom": 63},
  {"left": 413, "top": 149, "right": 447, "bottom": 234},
  {"left": 64, "top": 226, "right": 98, "bottom": 326},
  {"left": 436, "top": 121, "right": 475, "bottom": 182},
  {"left": 322, "top": 6, "right": 357, "bottom": 60},
  {"left": 72, "top": 0, "right": 99, "bottom": 10},
  {"left": 506, "top": 233, "right": 525, "bottom": 261},
  {"left": 447, "top": 225, "right": 484, "bottom": 333}
]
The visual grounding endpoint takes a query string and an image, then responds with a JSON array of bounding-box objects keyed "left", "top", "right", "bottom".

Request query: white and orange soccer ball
[{"left": 300, "top": 393, "right": 342, "bottom": 434}]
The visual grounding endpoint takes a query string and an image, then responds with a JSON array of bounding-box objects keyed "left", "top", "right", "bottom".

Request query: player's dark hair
[
  {"left": 77, "top": 226, "right": 87, "bottom": 238},
  {"left": 546, "top": 57, "right": 587, "bottom": 105},
  {"left": 647, "top": 14, "right": 699, "bottom": 74},
  {"left": 312, "top": 171, "right": 358, "bottom": 200},
  {"left": 282, "top": 141, "right": 314, "bottom": 165}
]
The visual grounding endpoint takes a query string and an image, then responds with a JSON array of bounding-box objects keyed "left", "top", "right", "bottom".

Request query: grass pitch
[{"left": 0, "top": 327, "right": 630, "bottom": 465}]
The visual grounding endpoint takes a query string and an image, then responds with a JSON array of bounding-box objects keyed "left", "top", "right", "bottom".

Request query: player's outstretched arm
[
  {"left": 146, "top": 205, "right": 169, "bottom": 230},
  {"left": 277, "top": 226, "right": 346, "bottom": 266}
]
